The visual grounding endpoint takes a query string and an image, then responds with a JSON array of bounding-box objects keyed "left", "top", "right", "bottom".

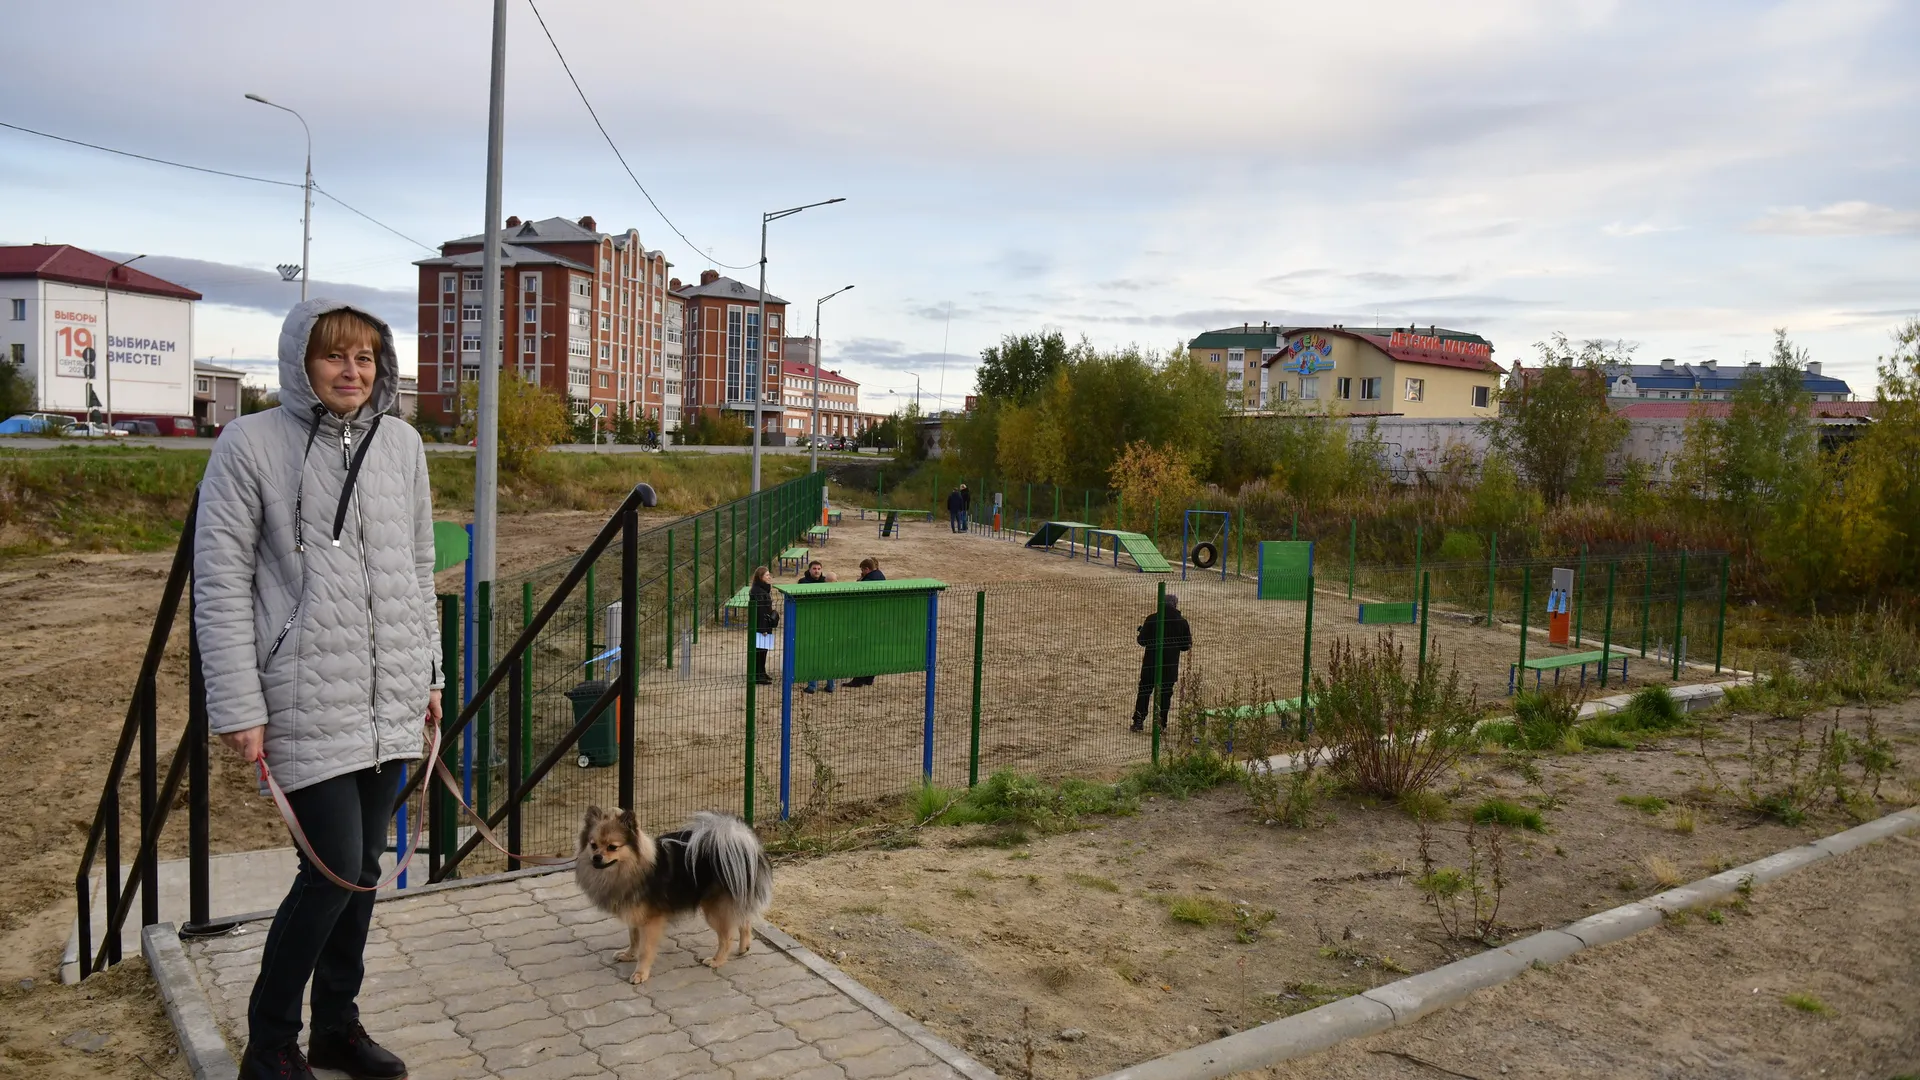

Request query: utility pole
[
  {"left": 811, "top": 284, "right": 854, "bottom": 473},
  {"left": 752, "top": 197, "right": 844, "bottom": 492},
  {"left": 474, "top": 0, "right": 507, "bottom": 603},
  {"left": 244, "top": 93, "right": 312, "bottom": 300},
  {"left": 101, "top": 254, "right": 146, "bottom": 429}
]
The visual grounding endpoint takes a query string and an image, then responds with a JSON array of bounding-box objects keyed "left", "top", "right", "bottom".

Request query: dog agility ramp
[
  {"left": 1026, "top": 520, "right": 1091, "bottom": 549},
  {"left": 1108, "top": 531, "right": 1172, "bottom": 573}
]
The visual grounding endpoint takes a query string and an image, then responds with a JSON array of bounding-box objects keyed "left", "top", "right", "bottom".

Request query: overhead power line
[
  {"left": 524, "top": 0, "right": 756, "bottom": 271},
  {"left": 1, "top": 119, "right": 434, "bottom": 253}
]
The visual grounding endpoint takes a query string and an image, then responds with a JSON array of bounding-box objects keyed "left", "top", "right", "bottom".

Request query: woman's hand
[
  {"left": 427, "top": 689, "right": 444, "bottom": 725},
  {"left": 219, "top": 727, "right": 265, "bottom": 763}
]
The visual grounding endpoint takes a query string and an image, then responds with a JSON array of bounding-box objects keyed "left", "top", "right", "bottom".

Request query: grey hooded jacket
[{"left": 194, "top": 299, "right": 443, "bottom": 793}]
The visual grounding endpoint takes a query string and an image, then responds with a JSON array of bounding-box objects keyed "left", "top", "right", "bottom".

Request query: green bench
[
  {"left": 778, "top": 547, "right": 808, "bottom": 573},
  {"left": 826, "top": 509, "right": 844, "bottom": 526},
  {"left": 722, "top": 586, "right": 753, "bottom": 627},
  {"left": 1508, "top": 650, "right": 1627, "bottom": 695},
  {"left": 807, "top": 524, "right": 830, "bottom": 546},
  {"left": 855, "top": 506, "right": 931, "bottom": 522}
]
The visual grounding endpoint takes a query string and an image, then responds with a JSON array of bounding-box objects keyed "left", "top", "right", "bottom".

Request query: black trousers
[
  {"left": 1132, "top": 657, "right": 1177, "bottom": 725},
  {"left": 755, "top": 647, "right": 771, "bottom": 679},
  {"left": 248, "top": 765, "right": 400, "bottom": 1049}
]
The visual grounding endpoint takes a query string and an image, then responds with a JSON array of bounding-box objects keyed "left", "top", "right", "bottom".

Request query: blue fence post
[
  {"left": 923, "top": 592, "right": 939, "bottom": 784},
  {"left": 779, "top": 594, "right": 796, "bottom": 821}
]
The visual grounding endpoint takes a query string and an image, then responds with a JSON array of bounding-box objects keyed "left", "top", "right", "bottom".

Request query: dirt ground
[{"left": 768, "top": 700, "right": 1920, "bottom": 1079}]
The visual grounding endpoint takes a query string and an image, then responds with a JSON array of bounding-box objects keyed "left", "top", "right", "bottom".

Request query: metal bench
[
  {"left": 778, "top": 547, "right": 808, "bottom": 574},
  {"left": 1507, "top": 650, "right": 1627, "bottom": 695},
  {"left": 722, "top": 586, "right": 752, "bottom": 627},
  {"left": 807, "top": 524, "right": 830, "bottom": 547}
]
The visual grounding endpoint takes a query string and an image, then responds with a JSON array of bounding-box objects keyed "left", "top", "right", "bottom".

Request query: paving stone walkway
[{"left": 180, "top": 869, "right": 993, "bottom": 1080}]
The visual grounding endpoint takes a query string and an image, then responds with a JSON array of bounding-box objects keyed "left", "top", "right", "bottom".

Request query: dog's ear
[
  {"left": 584, "top": 805, "right": 604, "bottom": 824},
  {"left": 618, "top": 808, "right": 640, "bottom": 836}
]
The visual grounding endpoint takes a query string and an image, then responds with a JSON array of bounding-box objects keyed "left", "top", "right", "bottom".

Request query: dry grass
[{"left": 1644, "top": 854, "right": 1685, "bottom": 889}]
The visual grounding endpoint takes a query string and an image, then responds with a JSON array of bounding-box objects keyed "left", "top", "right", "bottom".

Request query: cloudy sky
[{"left": 5, "top": 0, "right": 1916, "bottom": 405}]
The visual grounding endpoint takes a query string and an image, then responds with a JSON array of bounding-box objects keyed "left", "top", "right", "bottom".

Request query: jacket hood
[{"left": 277, "top": 298, "right": 400, "bottom": 419}]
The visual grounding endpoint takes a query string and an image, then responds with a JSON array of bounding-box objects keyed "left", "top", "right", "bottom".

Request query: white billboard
[{"left": 39, "top": 283, "right": 193, "bottom": 417}]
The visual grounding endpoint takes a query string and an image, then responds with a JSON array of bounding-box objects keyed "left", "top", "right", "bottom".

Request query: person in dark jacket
[
  {"left": 750, "top": 566, "right": 777, "bottom": 685},
  {"left": 798, "top": 561, "right": 835, "bottom": 694},
  {"left": 844, "top": 559, "right": 886, "bottom": 686},
  {"left": 1131, "top": 593, "right": 1192, "bottom": 731},
  {"left": 958, "top": 484, "right": 971, "bottom": 532},
  {"left": 946, "top": 487, "right": 964, "bottom": 532}
]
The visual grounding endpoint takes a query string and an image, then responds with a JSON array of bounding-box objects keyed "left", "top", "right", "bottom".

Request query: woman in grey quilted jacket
[{"left": 195, "top": 299, "right": 440, "bottom": 1080}]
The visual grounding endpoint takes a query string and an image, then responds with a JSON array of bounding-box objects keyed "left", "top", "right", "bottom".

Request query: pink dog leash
[{"left": 257, "top": 721, "right": 439, "bottom": 893}]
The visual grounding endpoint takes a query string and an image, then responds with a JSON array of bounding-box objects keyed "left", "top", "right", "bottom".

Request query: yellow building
[{"left": 1189, "top": 324, "right": 1503, "bottom": 418}]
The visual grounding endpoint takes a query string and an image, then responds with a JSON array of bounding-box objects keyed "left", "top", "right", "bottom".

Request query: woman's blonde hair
[{"left": 306, "top": 309, "right": 383, "bottom": 362}]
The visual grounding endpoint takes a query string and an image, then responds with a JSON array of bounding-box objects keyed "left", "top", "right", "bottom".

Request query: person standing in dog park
[
  {"left": 1131, "top": 593, "right": 1192, "bottom": 732},
  {"left": 196, "top": 301, "right": 440, "bottom": 1080},
  {"left": 751, "top": 566, "right": 778, "bottom": 685},
  {"left": 946, "top": 485, "right": 964, "bottom": 532}
]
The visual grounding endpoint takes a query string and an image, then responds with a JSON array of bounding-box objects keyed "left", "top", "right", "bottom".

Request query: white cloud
[
  {"left": 1602, "top": 221, "right": 1682, "bottom": 237},
  {"left": 1746, "top": 201, "right": 1920, "bottom": 236}
]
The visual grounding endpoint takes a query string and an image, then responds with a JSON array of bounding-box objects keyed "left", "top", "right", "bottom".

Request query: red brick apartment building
[
  {"left": 415, "top": 215, "right": 683, "bottom": 429},
  {"left": 779, "top": 339, "right": 881, "bottom": 441},
  {"left": 670, "top": 269, "right": 788, "bottom": 441}
]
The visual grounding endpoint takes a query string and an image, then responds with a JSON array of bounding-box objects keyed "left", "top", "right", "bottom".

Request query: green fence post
[
  {"left": 1347, "top": 517, "right": 1357, "bottom": 601},
  {"left": 520, "top": 580, "right": 533, "bottom": 793},
  {"left": 1714, "top": 553, "right": 1729, "bottom": 674},
  {"left": 691, "top": 516, "right": 701, "bottom": 644},
  {"left": 1673, "top": 549, "right": 1688, "bottom": 680},
  {"left": 1486, "top": 533, "right": 1497, "bottom": 627},
  {"left": 730, "top": 504, "right": 738, "bottom": 602},
  {"left": 476, "top": 581, "right": 492, "bottom": 818},
  {"left": 1640, "top": 541, "right": 1652, "bottom": 657},
  {"left": 1417, "top": 571, "right": 1431, "bottom": 672},
  {"left": 1600, "top": 560, "right": 1617, "bottom": 688},
  {"left": 1574, "top": 543, "right": 1587, "bottom": 645},
  {"left": 665, "top": 528, "right": 676, "bottom": 670},
  {"left": 744, "top": 600, "right": 756, "bottom": 825},
  {"left": 1151, "top": 580, "right": 1166, "bottom": 768},
  {"left": 969, "top": 590, "right": 985, "bottom": 788},
  {"left": 584, "top": 564, "right": 597, "bottom": 671},
  {"left": 1517, "top": 565, "right": 1532, "bottom": 679},
  {"left": 1300, "top": 574, "right": 1315, "bottom": 736},
  {"left": 712, "top": 510, "right": 721, "bottom": 620}
]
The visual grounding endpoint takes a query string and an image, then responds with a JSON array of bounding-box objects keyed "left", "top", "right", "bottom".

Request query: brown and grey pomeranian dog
[{"left": 574, "top": 806, "right": 773, "bottom": 984}]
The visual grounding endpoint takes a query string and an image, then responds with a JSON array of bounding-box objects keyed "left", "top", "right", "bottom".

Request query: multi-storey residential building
[
  {"left": 670, "top": 270, "right": 788, "bottom": 442},
  {"left": 779, "top": 338, "right": 878, "bottom": 441},
  {"left": 414, "top": 215, "right": 673, "bottom": 428},
  {"left": 1190, "top": 323, "right": 1502, "bottom": 419},
  {"left": 1600, "top": 358, "right": 1852, "bottom": 404}
]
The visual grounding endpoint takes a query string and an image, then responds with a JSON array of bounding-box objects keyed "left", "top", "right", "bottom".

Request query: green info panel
[{"left": 777, "top": 578, "right": 949, "bottom": 682}]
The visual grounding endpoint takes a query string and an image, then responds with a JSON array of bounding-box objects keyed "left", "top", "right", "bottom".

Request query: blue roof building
[{"left": 1603, "top": 359, "right": 1852, "bottom": 404}]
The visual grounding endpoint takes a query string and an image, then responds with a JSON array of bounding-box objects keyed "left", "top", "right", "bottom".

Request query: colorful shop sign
[{"left": 1281, "top": 332, "right": 1335, "bottom": 375}]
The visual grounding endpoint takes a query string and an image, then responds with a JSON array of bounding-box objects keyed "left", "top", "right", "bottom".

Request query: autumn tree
[
  {"left": 975, "top": 331, "right": 1073, "bottom": 403},
  {"left": 1482, "top": 333, "right": 1628, "bottom": 504},
  {"left": 455, "top": 370, "right": 572, "bottom": 472},
  {"left": 1840, "top": 317, "right": 1920, "bottom": 593}
]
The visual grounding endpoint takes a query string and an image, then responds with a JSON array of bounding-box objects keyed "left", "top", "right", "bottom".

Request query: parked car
[
  {"left": 64, "top": 422, "right": 124, "bottom": 438},
  {"left": 0, "top": 413, "right": 74, "bottom": 435},
  {"left": 113, "top": 419, "right": 163, "bottom": 437}
]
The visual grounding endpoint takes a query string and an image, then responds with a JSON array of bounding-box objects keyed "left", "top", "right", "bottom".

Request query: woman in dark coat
[{"left": 750, "top": 566, "right": 777, "bottom": 685}]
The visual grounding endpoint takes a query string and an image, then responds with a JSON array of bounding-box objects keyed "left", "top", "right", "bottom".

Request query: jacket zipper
[{"left": 343, "top": 421, "right": 384, "bottom": 771}]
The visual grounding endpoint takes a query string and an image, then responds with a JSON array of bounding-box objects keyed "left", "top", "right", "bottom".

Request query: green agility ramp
[
  {"left": 1026, "top": 520, "right": 1091, "bottom": 550},
  {"left": 1257, "top": 541, "right": 1314, "bottom": 600},
  {"left": 1094, "top": 530, "right": 1172, "bottom": 573}
]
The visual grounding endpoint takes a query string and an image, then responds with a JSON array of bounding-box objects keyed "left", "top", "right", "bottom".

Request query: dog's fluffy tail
[{"left": 687, "top": 811, "right": 772, "bottom": 918}]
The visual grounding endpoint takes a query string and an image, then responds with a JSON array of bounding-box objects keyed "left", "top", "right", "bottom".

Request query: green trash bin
[{"left": 566, "top": 680, "right": 615, "bottom": 768}]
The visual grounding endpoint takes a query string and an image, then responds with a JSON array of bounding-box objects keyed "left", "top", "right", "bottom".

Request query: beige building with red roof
[{"left": 1189, "top": 323, "right": 1504, "bottom": 419}]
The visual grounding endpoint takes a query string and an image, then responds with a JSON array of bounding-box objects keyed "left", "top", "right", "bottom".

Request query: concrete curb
[
  {"left": 1096, "top": 805, "right": 1920, "bottom": 1080},
  {"left": 754, "top": 922, "right": 999, "bottom": 1080},
  {"left": 143, "top": 923, "right": 236, "bottom": 1080}
]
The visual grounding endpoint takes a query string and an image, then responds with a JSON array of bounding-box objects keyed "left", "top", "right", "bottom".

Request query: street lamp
[
  {"left": 102, "top": 254, "right": 146, "bottom": 429},
  {"left": 810, "top": 284, "right": 854, "bottom": 472},
  {"left": 753, "top": 197, "right": 844, "bottom": 492},
  {"left": 245, "top": 93, "right": 313, "bottom": 301}
]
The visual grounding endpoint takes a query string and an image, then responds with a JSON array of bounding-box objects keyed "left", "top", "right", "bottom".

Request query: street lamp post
[
  {"left": 244, "top": 93, "right": 312, "bottom": 301},
  {"left": 752, "top": 197, "right": 844, "bottom": 492},
  {"left": 101, "top": 254, "right": 146, "bottom": 429},
  {"left": 810, "top": 284, "right": 854, "bottom": 472}
]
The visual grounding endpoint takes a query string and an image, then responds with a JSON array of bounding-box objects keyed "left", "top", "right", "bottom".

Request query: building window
[
  {"left": 441, "top": 274, "right": 457, "bottom": 296},
  {"left": 600, "top": 285, "right": 611, "bottom": 303},
  {"left": 11, "top": 298, "right": 26, "bottom": 320},
  {"left": 440, "top": 365, "right": 455, "bottom": 390},
  {"left": 8, "top": 343, "right": 22, "bottom": 365},
  {"left": 599, "top": 343, "right": 611, "bottom": 361},
  {"left": 442, "top": 307, "right": 455, "bottom": 326},
  {"left": 461, "top": 333, "right": 482, "bottom": 352},
  {"left": 521, "top": 273, "right": 539, "bottom": 294},
  {"left": 463, "top": 272, "right": 482, "bottom": 291},
  {"left": 1300, "top": 377, "right": 1319, "bottom": 400},
  {"left": 769, "top": 313, "right": 781, "bottom": 331},
  {"left": 568, "top": 338, "right": 589, "bottom": 359},
  {"left": 1336, "top": 377, "right": 1352, "bottom": 399},
  {"left": 1226, "top": 348, "right": 1245, "bottom": 373},
  {"left": 569, "top": 309, "right": 589, "bottom": 328},
  {"left": 726, "top": 308, "right": 743, "bottom": 401},
  {"left": 1472, "top": 385, "right": 1491, "bottom": 408},
  {"left": 571, "top": 276, "right": 591, "bottom": 299},
  {"left": 523, "top": 336, "right": 537, "bottom": 356},
  {"left": 1360, "top": 378, "right": 1382, "bottom": 400},
  {"left": 195, "top": 376, "right": 211, "bottom": 394},
  {"left": 1404, "top": 377, "right": 1424, "bottom": 403},
  {"left": 459, "top": 303, "right": 481, "bottom": 322},
  {"left": 599, "top": 314, "right": 610, "bottom": 331}
]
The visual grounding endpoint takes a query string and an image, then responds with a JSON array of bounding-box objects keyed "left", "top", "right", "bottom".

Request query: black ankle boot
[
  {"left": 308, "top": 1021, "right": 407, "bottom": 1080},
  {"left": 239, "top": 1040, "right": 315, "bottom": 1080}
]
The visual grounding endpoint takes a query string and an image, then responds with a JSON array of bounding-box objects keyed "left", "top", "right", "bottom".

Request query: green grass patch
[
  {"left": 1168, "top": 896, "right": 1224, "bottom": 927},
  {"left": 1781, "top": 992, "right": 1829, "bottom": 1014},
  {"left": 1612, "top": 686, "right": 1686, "bottom": 732},
  {"left": 1471, "top": 797, "right": 1546, "bottom": 831},
  {"left": 1574, "top": 721, "right": 1640, "bottom": 749},
  {"left": 1066, "top": 873, "right": 1120, "bottom": 893},
  {"left": 1617, "top": 794, "right": 1669, "bottom": 815}
]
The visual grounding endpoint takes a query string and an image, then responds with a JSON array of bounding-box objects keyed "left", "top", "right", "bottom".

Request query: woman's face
[{"left": 307, "top": 337, "right": 378, "bottom": 416}]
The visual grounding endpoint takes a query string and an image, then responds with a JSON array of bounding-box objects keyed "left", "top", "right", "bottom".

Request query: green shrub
[
  {"left": 1575, "top": 721, "right": 1640, "bottom": 749},
  {"left": 1798, "top": 608, "right": 1920, "bottom": 702},
  {"left": 1509, "top": 689, "right": 1582, "bottom": 751},
  {"left": 1471, "top": 797, "right": 1545, "bottom": 831},
  {"left": 913, "top": 770, "right": 1140, "bottom": 832},
  {"left": 1617, "top": 794, "right": 1668, "bottom": 815},
  {"left": 1314, "top": 634, "right": 1480, "bottom": 799},
  {"left": 1613, "top": 686, "right": 1685, "bottom": 732},
  {"left": 1168, "top": 896, "right": 1223, "bottom": 927},
  {"left": 1399, "top": 790, "right": 1452, "bottom": 821},
  {"left": 1477, "top": 721, "right": 1520, "bottom": 748}
]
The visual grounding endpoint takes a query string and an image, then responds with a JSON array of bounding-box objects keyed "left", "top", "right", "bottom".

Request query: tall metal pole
[
  {"left": 474, "top": 0, "right": 507, "bottom": 612},
  {"left": 100, "top": 254, "right": 145, "bottom": 430},
  {"left": 244, "top": 94, "right": 311, "bottom": 300},
  {"left": 811, "top": 284, "right": 854, "bottom": 473},
  {"left": 753, "top": 216, "right": 768, "bottom": 492}
]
